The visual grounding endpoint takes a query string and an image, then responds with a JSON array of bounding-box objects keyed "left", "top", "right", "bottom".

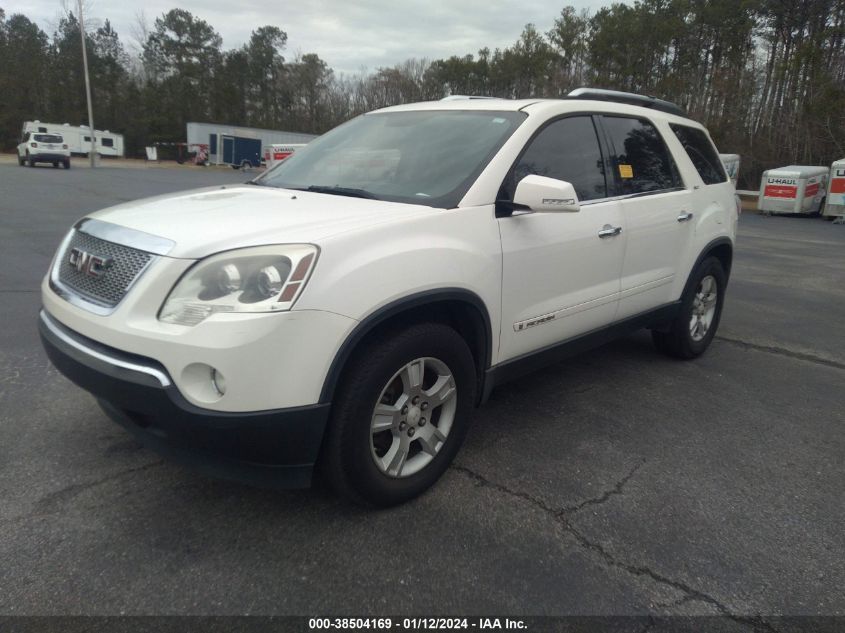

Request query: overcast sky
[{"left": 7, "top": 0, "right": 628, "bottom": 75}]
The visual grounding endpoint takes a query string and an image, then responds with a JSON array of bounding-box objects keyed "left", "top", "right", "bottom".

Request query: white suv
[
  {"left": 39, "top": 89, "right": 738, "bottom": 506},
  {"left": 18, "top": 131, "right": 71, "bottom": 168}
]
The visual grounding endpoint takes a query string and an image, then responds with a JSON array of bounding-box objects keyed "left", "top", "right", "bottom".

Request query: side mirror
[{"left": 513, "top": 175, "right": 580, "bottom": 213}]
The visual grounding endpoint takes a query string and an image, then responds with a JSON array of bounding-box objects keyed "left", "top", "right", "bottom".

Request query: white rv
[
  {"left": 21, "top": 121, "right": 124, "bottom": 157},
  {"left": 823, "top": 158, "right": 845, "bottom": 219},
  {"left": 719, "top": 154, "right": 740, "bottom": 187},
  {"left": 758, "top": 165, "right": 828, "bottom": 215}
]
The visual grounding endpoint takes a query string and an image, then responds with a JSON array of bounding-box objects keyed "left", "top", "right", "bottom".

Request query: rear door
[
  {"left": 599, "top": 115, "right": 693, "bottom": 319},
  {"left": 497, "top": 114, "right": 626, "bottom": 362}
]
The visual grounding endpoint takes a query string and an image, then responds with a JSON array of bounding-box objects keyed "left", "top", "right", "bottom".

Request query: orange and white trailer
[
  {"left": 262, "top": 143, "right": 306, "bottom": 169},
  {"left": 758, "top": 165, "right": 828, "bottom": 215},
  {"left": 822, "top": 158, "right": 845, "bottom": 219}
]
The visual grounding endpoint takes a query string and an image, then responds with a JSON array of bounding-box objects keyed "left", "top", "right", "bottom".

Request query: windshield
[
  {"left": 255, "top": 110, "right": 526, "bottom": 208},
  {"left": 34, "top": 134, "right": 63, "bottom": 143}
]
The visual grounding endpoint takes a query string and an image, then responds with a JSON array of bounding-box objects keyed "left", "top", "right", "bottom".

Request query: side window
[
  {"left": 503, "top": 116, "right": 607, "bottom": 202},
  {"left": 102, "top": 138, "right": 114, "bottom": 147},
  {"left": 602, "top": 116, "right": 680, "bottom": 195},
  {"left": 670, "top": 124, "right": 727, "bottom": 185},
  {"left": 38, "top": 126, "right": 47, "bottom": 133}
]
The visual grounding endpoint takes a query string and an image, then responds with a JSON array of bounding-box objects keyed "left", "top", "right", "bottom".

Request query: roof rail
[
  {"left": 567, "top": 87, "right": 686, "bottom": 117},
  {"left": 440, "top": 95, "right": 501, "bottom": 101}
]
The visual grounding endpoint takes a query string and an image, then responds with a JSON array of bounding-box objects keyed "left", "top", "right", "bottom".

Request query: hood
[{"left": 86, "top": 185, "right": 436, "bottom": 258}]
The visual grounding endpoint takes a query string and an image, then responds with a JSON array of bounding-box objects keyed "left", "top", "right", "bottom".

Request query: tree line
[{"left": 1, "top": 1, "right": 843, "bottom": 187}]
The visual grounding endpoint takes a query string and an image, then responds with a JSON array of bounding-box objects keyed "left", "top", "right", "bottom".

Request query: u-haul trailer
[
  {"left": 263, "top": 143, "right": 306, "bottom": 169},
  {"left": 719, "top": 154, "right": 741, "bottom": 187},
  {"left": 758, "top": 165, "right": 828, "bottom": 215},
  {"left": 21, "top": 121, "right": 124, "bottom": 157},
  {"left": 823, "top": 158, "right": 845, "bottom": 219}
]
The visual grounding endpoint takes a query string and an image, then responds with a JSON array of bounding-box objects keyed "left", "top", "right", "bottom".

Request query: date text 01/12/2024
[{"left": 308, "top": 618, "right": 528, "bottom": 630}]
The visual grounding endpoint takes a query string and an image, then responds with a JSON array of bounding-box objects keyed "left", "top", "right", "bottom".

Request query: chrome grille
[{"left": 56, "top": 230, "right": 153, "bottom": 308}]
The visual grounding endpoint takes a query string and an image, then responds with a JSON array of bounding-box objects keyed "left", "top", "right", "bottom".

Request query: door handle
[
  {"left": 598, "top": 224, "right": 623, "bottom": 238},
  {"left": 677, "top": 211, "right": 694, "bottom": 222}
]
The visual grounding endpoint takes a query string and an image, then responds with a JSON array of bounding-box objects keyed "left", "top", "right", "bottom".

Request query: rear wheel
[
  {"left": 27, "top": 153, "right": 36, "bottom": 167},
  {"left": 17, "top": 154, "right": 24, "bottom": 166},
  {"left": 64, "top": 159, "right": 71, "bottom": 169},
  {"left": 652, "top": 257, "right": 726, "bottom": 359},
  {"left": 320, "top": 322, "right": 476, "bottom": 507}
]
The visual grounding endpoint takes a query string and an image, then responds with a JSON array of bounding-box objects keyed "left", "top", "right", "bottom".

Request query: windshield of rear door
[{"left": 255, "top": 110, "right": 527, "bottom": 208}]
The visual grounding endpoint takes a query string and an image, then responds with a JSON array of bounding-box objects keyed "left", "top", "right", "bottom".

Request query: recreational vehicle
[{"left": 21, "top": 121, "right": 124, "bottom": 157}]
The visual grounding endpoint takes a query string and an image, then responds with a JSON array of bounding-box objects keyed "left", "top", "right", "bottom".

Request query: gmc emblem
[{"left": 68, "top": 248, "right": 113, "bottom": 278}]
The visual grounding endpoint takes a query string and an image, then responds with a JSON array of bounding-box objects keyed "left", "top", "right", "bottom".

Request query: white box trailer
[
  {"left": 262, "top": 143, "right": 306, "bottom": 169},
  {"left": 719, "top": 153, "right": 741, "bottom": 186},
  {"left": 823, "top": 158, "right": 845, "bottom": 219},
  {"left": 21, "top": 121, "right": 124, "bottom": 157},
  {"left": 758, "top": 165, "right": 828, "bottom": 215}
]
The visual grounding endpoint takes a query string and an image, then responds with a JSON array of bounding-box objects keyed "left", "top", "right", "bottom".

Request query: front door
[{"left": 498, "top": 115, "right": 626, "bottom": 363}]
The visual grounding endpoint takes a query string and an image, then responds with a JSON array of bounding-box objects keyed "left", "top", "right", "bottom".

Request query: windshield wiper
[
  {"left": 305, "top": 185, "right": 379, "bottom": 200},
  {"left": 245, "top": 180, "right": 264, "bottom": 186}
]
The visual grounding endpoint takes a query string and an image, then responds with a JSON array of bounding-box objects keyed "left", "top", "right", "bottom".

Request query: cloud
[{"left": 8, "top": 0, "right": 623, "bottom": 75}]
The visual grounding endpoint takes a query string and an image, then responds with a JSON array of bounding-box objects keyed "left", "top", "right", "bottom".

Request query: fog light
[{"left": 211, "top": 368, "right": 226, "bottom": 396}]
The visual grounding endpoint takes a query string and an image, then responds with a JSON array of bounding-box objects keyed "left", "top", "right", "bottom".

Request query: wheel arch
[
  {"left": 682, "top": 237, "right": 733, "bottom": 299},
  {"left": 318, "top": 288, "right": 493, "bottom": 405}
]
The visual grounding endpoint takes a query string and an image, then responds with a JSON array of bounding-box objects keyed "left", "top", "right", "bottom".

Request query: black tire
[
  {"left": 17, "top": 154, "right": 24, "bottom": 166},
  {"left": 320, "top": 322, "right": 476, "bottom": 507},
  {"left": 64, "top": 159, "right": 71, "bottom": 169},
  {"left": 27, "top": 153, "right": 36, "bottom": 168},
  {"left": 652, "top": 257, "right": 727, "bottom": 359}
]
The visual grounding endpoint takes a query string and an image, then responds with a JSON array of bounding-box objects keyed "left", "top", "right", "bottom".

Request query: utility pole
[{"left": 78, "top": 0, "right": 96, "bottom": 167}]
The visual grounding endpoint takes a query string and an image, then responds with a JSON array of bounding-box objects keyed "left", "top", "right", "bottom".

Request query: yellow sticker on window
[{"left": 619, "top": 164, "right": 634, "bottom": 179}]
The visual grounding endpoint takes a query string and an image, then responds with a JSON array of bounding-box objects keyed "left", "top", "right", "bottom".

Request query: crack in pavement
[
  {"left": 35, "top": 460, "right": 165, "bottom": 513},
  {"left": 450, "top": 464, "right": 778, "bottom": 632},
  {"left": 558, "top": 460, "right": 645, "bottom": 516},
  {"left": 716, "top": 335, "right": 845, "bottom": 371},
  {"left": 1, "top": 460, "right": 164, "bottom": 527}
]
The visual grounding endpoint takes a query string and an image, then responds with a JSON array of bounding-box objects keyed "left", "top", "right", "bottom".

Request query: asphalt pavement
[{"left": 0, "top": 163, "right": 843, "bottom": 623}]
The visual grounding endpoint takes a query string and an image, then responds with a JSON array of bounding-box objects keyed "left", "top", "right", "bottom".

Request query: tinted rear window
[
  {"left": 34, "top": 134, "right": 63, "bottom": 143},
  {"left": 602, "top": 116, "right": 681, "bottom": 194},
  {"left": 670, "top": 124, "right": 727, "bottom": 185}
]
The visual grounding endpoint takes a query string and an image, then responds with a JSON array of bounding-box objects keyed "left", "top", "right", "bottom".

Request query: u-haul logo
[
  {"left": 767, "top": 177, "right": 797, "bottom": 185},
  {"left": 835, "top": 168, "right": 845, "bottom": 177}
]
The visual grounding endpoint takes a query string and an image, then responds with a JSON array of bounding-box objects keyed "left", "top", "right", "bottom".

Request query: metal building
[{"left": 186, "top": 122, "right": 318, "bottom": 167}]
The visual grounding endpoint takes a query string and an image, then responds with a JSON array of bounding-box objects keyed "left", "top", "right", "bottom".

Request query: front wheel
[
  {"left": 320, "top": 322, "right": 476, "bottom": 507},
  {"left": 652, "top": 257, "right": 726, "bottom": 359}
]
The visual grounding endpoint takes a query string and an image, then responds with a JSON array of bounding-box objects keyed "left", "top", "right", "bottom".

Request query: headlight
[{"left": 159, "top": 244, "right": 318, "bottom": 326}]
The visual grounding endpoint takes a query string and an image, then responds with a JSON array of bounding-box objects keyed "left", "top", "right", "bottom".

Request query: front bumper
[{"left": 39, "top": 310, "right": 330, "bottom": 488}]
